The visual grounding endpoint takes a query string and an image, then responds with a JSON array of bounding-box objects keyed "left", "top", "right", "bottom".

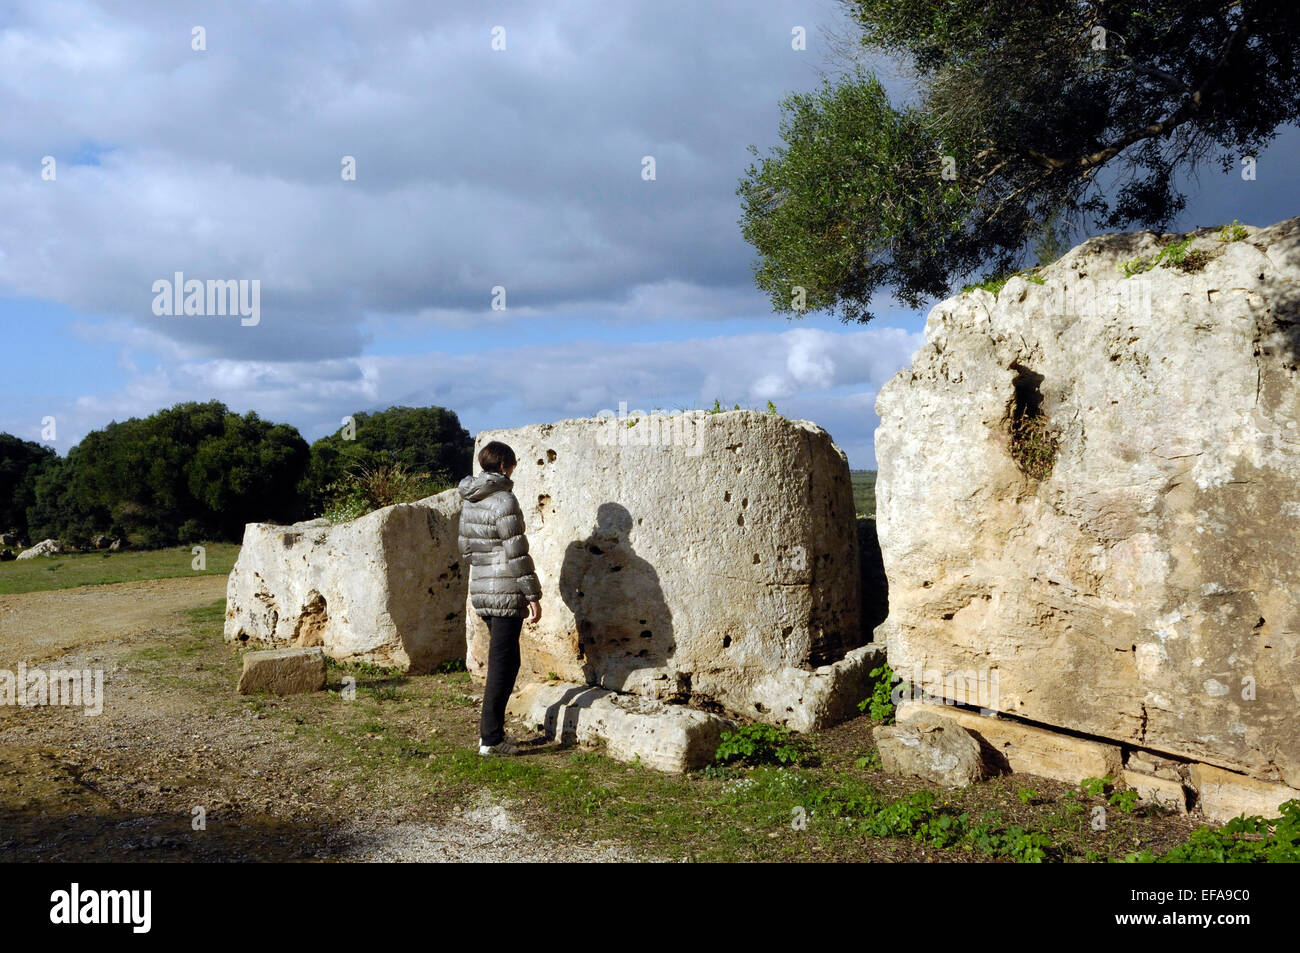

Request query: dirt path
[
  {"left": 0, "top": 575, "right": 228, "bottom": 666},
  {"left": 0, "top": 577, "right": 654, "bottom": 862}
]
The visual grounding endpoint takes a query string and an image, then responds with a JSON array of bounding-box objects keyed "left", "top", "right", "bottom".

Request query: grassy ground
[
  {"left": 850, "top": 470, "right": 876, "bottom": 517},
  {"left": 2, "top": 547, "right": 1289, "bottom": 863},
  {"left": 0, "top": 543, "right": 240, "bottom": 595},
  {"left": 59, "top": 601, "right": 1214, "bottom": 863}
]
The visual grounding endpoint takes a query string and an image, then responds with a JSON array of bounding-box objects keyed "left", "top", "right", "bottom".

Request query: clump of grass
[
  {"left": 1010, "top": 412, "right": 1060, "bottom": 480},
  {"left": 323, "top": 462, "right": 450, "bottom": 524},
  {"left": 1120, "top": 233, "right": 1216, "bottom": 278},
  {"left": 962, "top": 267, "right": 1045, "bottom": 296}
]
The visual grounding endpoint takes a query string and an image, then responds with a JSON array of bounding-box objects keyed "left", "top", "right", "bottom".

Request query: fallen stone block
[
  {"left": 1189, "top": 762, "right": 1300, "bottom": 825},
  {"left": 897, "top": 701, "right": 1123, "bottom": 784},
  {"left": 874, "top": 713, "right": 988, "bottom": 788},
  {"left": 237, "top": 647, "right": 327, "bottom": 696},
  {"left": 1120, "top": 769, "right": 1188, "bottom": 814},
  {"left": 745, "top": 643, "right": 886, "bottom": 732},
  {"left": 16, "top": 539, "right": 61, "bottom": 560},
  {"left": 506, "top": 680, "right": 735, "bottom": 773},
  {"left": 225, "top": 489, "right": 465, "bottom": 673}
]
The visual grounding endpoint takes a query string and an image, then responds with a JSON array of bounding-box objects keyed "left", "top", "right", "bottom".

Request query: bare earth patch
[{"left": 0, "top": 575, "right": 229, "bottom": 666}]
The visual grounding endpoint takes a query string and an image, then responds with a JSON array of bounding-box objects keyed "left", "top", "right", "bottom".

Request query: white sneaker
[{"left": 478, "top": 738, "right": 520, "bottom": 756}]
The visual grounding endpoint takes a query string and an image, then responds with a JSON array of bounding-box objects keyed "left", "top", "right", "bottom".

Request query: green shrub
[
  {"left": 858, "top": 663, "right": 898, "bottom": 723},
  {"left": 323, "top": 462, "right": 449, "bottom": 524},
  {"left": 1124, "top": 799, "right": 1300, "bottom": 863},
  {"left": 713, "top": 723, "right": 811, "bottom": 767}
]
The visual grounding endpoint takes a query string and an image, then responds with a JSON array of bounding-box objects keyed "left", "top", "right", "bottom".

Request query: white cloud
[{"left": 23, "top": 324, "right": 922, "bottom": 467}]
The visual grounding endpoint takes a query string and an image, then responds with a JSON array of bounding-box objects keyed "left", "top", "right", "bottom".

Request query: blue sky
[{"left": 0, "top": 0, "right": 1295, "bottom": 468}]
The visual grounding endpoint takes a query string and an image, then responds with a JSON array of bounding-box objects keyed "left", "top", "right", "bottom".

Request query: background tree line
[{"left": 0, "top": 402, "right": 473, "bottom": 549}]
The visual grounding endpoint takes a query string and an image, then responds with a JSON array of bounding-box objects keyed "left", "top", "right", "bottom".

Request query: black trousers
[{"left": 479, "top": 613, "right": 524, "bottom": 746}]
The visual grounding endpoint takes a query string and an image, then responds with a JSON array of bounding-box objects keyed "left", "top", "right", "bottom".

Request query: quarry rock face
[
  {"left": 467, "top": 410, "right": 863, "bottom": 729},
  {"left": 876, "top": 217, "right": 1300, "bottom": 795},
  {"left": 224, "top": 490, "right": 465, "bottom": 672}
]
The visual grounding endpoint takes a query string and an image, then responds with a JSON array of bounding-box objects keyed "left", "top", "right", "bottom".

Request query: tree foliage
[
  {"left": 25, "top": 401, "right": 309, "bottom": 547},
  {"left": 8, "top": 402, "right": 474, "bottom": 548},
  {"left": 0, "top": 434, "right": 56, "bottom": 538},
  {"left": 738, "top": 0, "right": 1300, "bottom": 322},
  {"left": 302, "top": 406, "right": 472, "bottom": 514}
]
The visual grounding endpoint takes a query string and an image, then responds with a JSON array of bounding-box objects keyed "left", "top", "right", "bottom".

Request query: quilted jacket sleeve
[{"left": 495, "top": 493, "right": 542, "bottom": 601}]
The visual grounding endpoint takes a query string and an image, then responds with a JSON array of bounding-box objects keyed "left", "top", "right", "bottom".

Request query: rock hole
[
  {"left": 722, "top": 635, "right": 731, "bottom": 648},
  {"left": 639, "top": 630, "right": 652, "bottom": 639},
  {"left": 1255, "top": 617, "right": 1265, "bottom": 628},
  {"left": 736, "top": 514, "right": 744, "bottom": 527},
  {"left": 293, "top": 591, "right": 328, "bottom": 648},
  {"left": 752, "top": 553, "right": 760, "bottom": 564},
  {"left": 1008, "top": 362, "right": 1059, "bottom": 481},
  {"left": 723, "top": 490, "right": 731, "bottom": 502},
  {"left": 546, "top": 449, "right": 557, "bottom": 462}
]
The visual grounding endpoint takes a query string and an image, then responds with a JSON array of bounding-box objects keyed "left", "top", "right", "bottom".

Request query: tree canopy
[
  {"left": 300, "top": 406, "right": 473, "bottom": 514},
  {"left": 26, "top": 401, "right": 309, "bottom": 547},
  {"left": 0, "top": 434, "right": 56, "bottom": 539},
  {"left": 738, "top": 0, "right": 1300, "bottom": 322}
]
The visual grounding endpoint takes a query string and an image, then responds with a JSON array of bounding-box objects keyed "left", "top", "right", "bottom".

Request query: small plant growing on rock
[
  {"left": 1009, "top": 413, "right": 1060, "bottom": 480},
  {"left": 323, "top": 462, "right": 449, "bottom": 523},
  {"left": 858, "top": 663, "right": 899, "bottom": 723},
  {"left": 1218, "top": 219, "right": 1248, "bottom": 243}
]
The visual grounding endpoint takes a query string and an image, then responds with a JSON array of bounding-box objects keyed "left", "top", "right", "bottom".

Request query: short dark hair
[{"left": 478, "top": 441, "right": 517, "bottom": 473}]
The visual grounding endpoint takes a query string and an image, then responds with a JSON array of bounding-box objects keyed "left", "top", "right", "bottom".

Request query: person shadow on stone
[{"left": 558, "top": 502, "right": 679, "bottom": 701}]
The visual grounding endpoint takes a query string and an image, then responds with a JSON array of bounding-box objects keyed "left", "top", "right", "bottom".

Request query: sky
[{"left": 1, "top": 1, "right": 1295, "bottom": 469}]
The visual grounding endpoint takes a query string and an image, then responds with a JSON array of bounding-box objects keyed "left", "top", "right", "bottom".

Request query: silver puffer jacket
[{"left": 457, "top": 471, "right": 542, "bottom": 617}]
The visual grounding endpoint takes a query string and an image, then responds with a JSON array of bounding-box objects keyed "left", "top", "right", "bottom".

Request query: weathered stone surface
[
  {"left": 1189, "top": 762, "right": 1300, "bottom": 824},
  {"left": 224, "top": 490, "right": 465, "bottom": 672},
  {"left": 467, "top": 410, "right": 863, "bottom": 729},
  {"left": 877, "top": 218, "right": 1300, "bottom": 787},
  {"left": 506, "top": 680, "right": 734, "bottom": 773},
  {"left": 897, "top": 701, "right": 1124, "bottom": 784},
  {"left": 237, "top": 647, "right": 327, "bottom": 695},
  {"left": 874, "top": 713, "right": 988, "bottom": 787},
  {"left": 1121, "top": 769, "right": 1189, "bottom": 814},
  {"left": 15, "top": 539, "right": 61, "bottom": 560}
]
